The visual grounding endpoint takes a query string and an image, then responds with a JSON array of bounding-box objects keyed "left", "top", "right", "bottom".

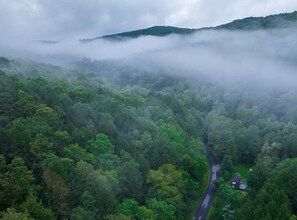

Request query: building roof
[
  {"left": 239, "top": 183, "right": 247, "bottom": 190},
  {"left": 229, "top": 172, "right": 247, "bottom": 191},
  {"left": 231, "top": 173, "right": 241, "bottom": 184}
]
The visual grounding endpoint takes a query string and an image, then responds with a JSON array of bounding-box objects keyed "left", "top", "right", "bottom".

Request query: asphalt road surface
[{"left": 193, "top": 146, "right": 221, "bottom": 220}]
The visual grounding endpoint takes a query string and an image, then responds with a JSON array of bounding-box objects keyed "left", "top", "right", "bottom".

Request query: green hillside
[
  {"left": 0, "top": 57, "right": 209, "bottom": 219},
  {"left": 1, "top": 51, "right": 297, "bottom": 219},
  {"left": 1, "top": 10, "right": 297, "bottom": 220},
  {"left": 83, "top": 11, "right": 297, "bottom": 41},
  {"left": 81, "top": 26, "right": 198, "bottom": 42},
  {"left": 217, "top": 11, "right": 297, "bottom": 30}
]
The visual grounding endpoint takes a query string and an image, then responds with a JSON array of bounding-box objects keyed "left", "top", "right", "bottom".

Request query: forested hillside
[
  {"left": 0, "top": 54, "right": 297, "bottom": 220},
  {"left": 217, "top": 11, "right": 297, "bottom": 30},
  {"left": 82, "top": 26, "right": 197, "bottom": 42},
  {"left": 84, "top": 11, "right": 297, "bottom": 41},
  {"left": 68, "top": 59, "right": 297, "bottom": 219},
  {"left": 1, "top": 0, "right": 297, "bottom": 217},
  {"left": 0, "top": 58, "right": 208, "bottom": 219}
]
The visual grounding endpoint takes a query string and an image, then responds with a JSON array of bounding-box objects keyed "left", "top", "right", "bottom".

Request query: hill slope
[
  {"left": 82, "top": 11, "right": 297, "bottom": 41},
  {"left": 217, "top": 11, "right": 297, "bottom": 30},
  {"left": 80, "top": 26, "right": 198, "bottom": 42}
]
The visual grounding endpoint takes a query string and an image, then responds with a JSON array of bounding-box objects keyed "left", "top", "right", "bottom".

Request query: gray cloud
[
  {"left": 129, "top": 29, "right": 297, "bottom": 87},
  {"left": 0, "top": 0, "right": 296, "bottom": 41},
  {"left": 2, "top": 26, "right": 297, "bottom": 90},
  {"left": 0, "top": 1, "right": 297, "bottom": 91}
]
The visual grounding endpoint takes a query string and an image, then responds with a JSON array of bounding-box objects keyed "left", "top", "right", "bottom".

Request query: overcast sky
[{"left": 0, "top": 0, "right": 296, "bottom": 41}]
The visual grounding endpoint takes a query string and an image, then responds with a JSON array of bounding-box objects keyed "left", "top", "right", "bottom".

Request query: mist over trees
[
  {"left": 1, "top": 11, "right": 297, "bottom": 220},
  {"left": 0, "top": 59, "right": 210, "bottom": 219},
  {"left": 1, "top": 46, "right": 297, "bottom": 219}
]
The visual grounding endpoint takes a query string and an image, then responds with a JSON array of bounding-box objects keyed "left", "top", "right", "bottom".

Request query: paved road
[{"left": 193, "top": 146, "right": 220, "bottom": 220}]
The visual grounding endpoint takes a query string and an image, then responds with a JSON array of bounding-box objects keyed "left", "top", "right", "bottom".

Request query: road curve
[{"left": 193, "top": 146, "right": 221, "bottom": 220}]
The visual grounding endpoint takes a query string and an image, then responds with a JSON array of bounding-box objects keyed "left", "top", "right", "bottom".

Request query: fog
[{"left": 1, "top": 27, "right": 297, "bottom": 88}]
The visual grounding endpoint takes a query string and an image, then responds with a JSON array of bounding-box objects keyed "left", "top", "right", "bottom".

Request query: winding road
[{"left": 193, "top": 146, "right": 221, "bottom": 220}]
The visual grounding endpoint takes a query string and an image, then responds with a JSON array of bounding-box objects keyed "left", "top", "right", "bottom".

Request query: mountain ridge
[{"left": 80, "top": 11, "right": 297, "bottom": 42}]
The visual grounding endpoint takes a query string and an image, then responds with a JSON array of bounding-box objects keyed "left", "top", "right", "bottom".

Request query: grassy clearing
[
  {"left": 233, "top": 164, "right": 251, "bottom": 183},
  {"left": 207, "top": 164, "right": 251, "bottom": 219}
]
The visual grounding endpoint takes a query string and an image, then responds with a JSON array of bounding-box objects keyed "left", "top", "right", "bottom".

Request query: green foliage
[
  {"left": 71, "top": 161, "right": 116, "bottom": 216},
  {"left": 238, "top": 159, "right": 297, "bottom": 219},
  {"left": 158, "top": 122, "right": 185, "bottom": 150},
  {"left": 34, "top": 105, "right": 59, "bottom": 129},
  {"left": 8, "top": 118, "right": 32, "bottom": 151},
  {"left": 147, "top": 163, "right": 186, "bottom": 206},
  {"left": 146, "top": 198, "right": 176, "bottom": 220},
  {"left": 0, "top": 57, "right": 10, "bottom": 68},
  {"left": 86, "top": 133, "right": 119, "bottom": 170},
  {"left": 216, "top": 183, "right": 244, "bottom": 220},
  {"left": 221, "top": 155, "right": 234, "bottom": 180},
  {"left": 207, "top": 196, "right": 220, "bottom": 220},
  {"left": 80, "top": 191, "right": 96, "bottom": 209},
  {"left": 70, "top": 206, "right": 96, "bottom": 220},
  {"left": 20, "top": 194, "right": 55, "bottom": 220},
  {"left": 42, "top": 154, "right": 74, "bottom": 182},
  {"left": 218, "top": 11, "right": 297, "bottom": 30},
  {"left": 100, "top": 26, "right": 197, "bottom": 40},
  {"left": 0, "top": 208, "right": 33, "bottom": 220},
  {"left": 43, "top": 170, "right": 70, "bottom": 218},
  {"left": 1, "top": 57, "right": 297, "bottom": 219},
  {"left": 0, "top": 157, "right": 36, "bottom": 207},
  {"left": 137, "top": 206, "right": 156, "bottom": 220},
  {"left": 117, "top": 199, "right": 139, "bottom": 217},
  {"left": 116, "top": 199, "right": 156, "bottom": 220},
  {"left": 233, "top": 165, "right": 250, "bottom": 183},
  {"left": 104, "top": 214, "right": 132, "bottom": 220},
  {"left": 64, "top": 144, "right": 95, "bottom": 164},
  {"left": 117, "top": 158, "right": 143, "bottom": 200},
  {"left": 181, "top": 154, "right": 204, "bottom": 182},
  {"left": 88, "top": 133, "right": 115, "bottom": 155},
  {"left": 97, "top": 12, "right": 297, "bottom": 41}
]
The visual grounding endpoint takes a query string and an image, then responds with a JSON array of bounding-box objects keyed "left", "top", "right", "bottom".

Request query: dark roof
[{"left": 231, "top": 173, "right": 242, "bottom": 184}]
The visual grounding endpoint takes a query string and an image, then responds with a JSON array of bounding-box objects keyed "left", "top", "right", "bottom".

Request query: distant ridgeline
[
  {"left": 102, "top": 26, "right": 197, "bottom": 39},
  {"left": 81, "top": 11, "right": 297, "bottom": 41},
  {"left": 217, "top": 11, "right": 297, "bottom": 30},
  {"left": 80, "top": 26, "right": 198, "bottom": 42}
]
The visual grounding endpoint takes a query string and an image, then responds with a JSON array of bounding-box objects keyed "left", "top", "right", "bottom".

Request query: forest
[
  {"left": 0, "top": 57, "right": 210, "bottom": 219},
  {"left": 0, "top": 55, "right": 296, "bottom": 220}
]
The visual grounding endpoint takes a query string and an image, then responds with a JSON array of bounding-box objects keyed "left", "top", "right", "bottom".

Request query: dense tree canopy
[
  {"left": 0, "top": 57, "right": 297, "bottom": 219},
  {"left": 0, "top": 58, "right": 209, "bottom": 219}
]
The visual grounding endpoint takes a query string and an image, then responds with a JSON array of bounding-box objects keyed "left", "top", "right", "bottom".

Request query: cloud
[
  {"left": 2, "top": 25, "right": 297, "bottom": 91},
  {"left": 0, "top": 0, "right": 296, "bottom": 41}
]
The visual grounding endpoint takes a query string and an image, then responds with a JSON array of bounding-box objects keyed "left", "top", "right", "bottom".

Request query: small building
[
  {"left": 230, "top": 173, "right": 247, "bottom": 191},
  {"left": 239, "top": 183, "right": 247, "bottom": 191}
]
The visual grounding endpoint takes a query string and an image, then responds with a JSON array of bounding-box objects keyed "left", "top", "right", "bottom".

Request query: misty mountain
[
  {"left": 1, "top": 3, "right": 297, "bottom": 219},
  {"left": 80, "top": 26, "right": 197, "bottom": 42},
  {"left": 83, "top": 11, "right": 297, "bottom": 41},
  {"left": 217, "top": 11, "right": 297, "bottom": 30}
]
